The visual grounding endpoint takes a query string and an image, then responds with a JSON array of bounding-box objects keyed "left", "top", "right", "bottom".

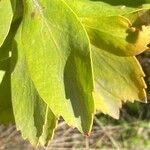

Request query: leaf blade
[
  {"left": 92, "top": 45, "right": 147, "bottom": 118},
  {"left": 0, "top": 0, "right": 13, "bottom": 47},
  {"left": 65, "top": 0, "right": 150, "bottom": 56},
  {"left": 18, "top": 0, "right": 94, "bottom": 133},
  {"left": 11, "top": 28, "right": 57, "bottom": 145},
  {"left": 0, "top": 59, "right": 14, "bottom": 124}
]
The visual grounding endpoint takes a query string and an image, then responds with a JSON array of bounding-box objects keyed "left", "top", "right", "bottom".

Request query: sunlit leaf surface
[
  {"left": 0, "top": 0, "right": 13, "bottom": 47},
  {"left": 0, "top": 0, "right": 149, "bottom": 145}
]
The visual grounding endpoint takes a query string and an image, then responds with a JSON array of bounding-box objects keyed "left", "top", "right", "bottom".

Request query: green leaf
[
  {"left": 0, "top": 9, "right": 21, "bottom": 124},
  {"left": 38, "top": 107, "right": 57, "bottom": 146},
  {"left": 64, "top": 0, "right": 138, "bottom": 17},
  {"left": 65, "top": 0, "right": 148, "bottom": 118},
  {"left": 0, "top": 0, "right": 13, "bottom": 47},
  {"left": 81, "top": 16, "right": 150, "bottom": 56},
  {"left": 92, "top": 45, "right": 147, "bottom": 118},
  {"left": 90, "top": 0, "right": 150, "bottom": 7},
  {"left": 11, "top": 28, "right": 57, "bottom": 145},
  {"left": 0, "top": 19, "right": 21, "bottom": 61},
  {"left": 65, "top": 0, "right": 150, "bottom": 56},
  {"left": 11, "top": 0, "right": 23, "bottom": 22},
  {"left": 0, "top": 59, "right": 14, "bottom": 124},
  {"left": 14, "top": 0, "right": 94, "bottom": 134}
]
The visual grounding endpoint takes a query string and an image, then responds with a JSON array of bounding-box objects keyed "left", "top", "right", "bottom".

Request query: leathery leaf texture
[{"left": 0, "top": 0, "right": 150, "bottom": 146}]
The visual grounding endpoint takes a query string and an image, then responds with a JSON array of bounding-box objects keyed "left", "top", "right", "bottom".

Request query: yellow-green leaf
[
  {"left": 38, "top": 107, "right": 57, "bottom": 146},
  {"left": 15, "top": 0, "right": 94, "bottom": 134},
  {"left": 0, "top": 0, "right": 13, "bottom": 47},
  {"left": 11, "top": 28, "right": 57, "bottom": 145},
  {"left": 65, "top": 0, "right": 150, "bottom": 56},
  {"left": 92, "top": 45, "right": 147, "bottom": 118},
  {"left": 82, "top": 16, "right": 150, "bottom": 56}
]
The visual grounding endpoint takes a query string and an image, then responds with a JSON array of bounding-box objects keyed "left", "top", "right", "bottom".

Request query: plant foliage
[{"left": 0, "top": 0, "right": 150, "bottom": 146}]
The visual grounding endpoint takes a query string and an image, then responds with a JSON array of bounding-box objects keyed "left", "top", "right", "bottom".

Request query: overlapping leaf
[
  {"left": 0, "top": 59, "right": 14, "bottom": 123},
  {"left": 0, "top": 15, "right": 21, "bottom": 124},
  {"left": 11, "top": 0, "right": 23, "bottom": 22},
  {"left": 82, "top": 16, "right": 150, "bottom": 56},
  {"left": 64, "top": 0, "right": 149, "bottom": 118},
  {"left": 0, "top": 0, "right": 13, "bottom": 47},
  {"left": 13, "top": 0, "right": 94, "bottom": 134},
  {"left": 65, "top": 0, "right": 150, "bottom": 17},
  {"left": 65, "top": 0, "right": 150, "bottom": 56},
  {"left": 92, "top": 45, "right": 147, "bottom": 118},
  {"left": 0, "top": 19, "right": 21, "bottom": 61},
  {"left": 11, "top": 27, "right": 57, "bottom": 145},
  {"left": 0, "top": 0, "right": 149, "bottom": 146}
]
